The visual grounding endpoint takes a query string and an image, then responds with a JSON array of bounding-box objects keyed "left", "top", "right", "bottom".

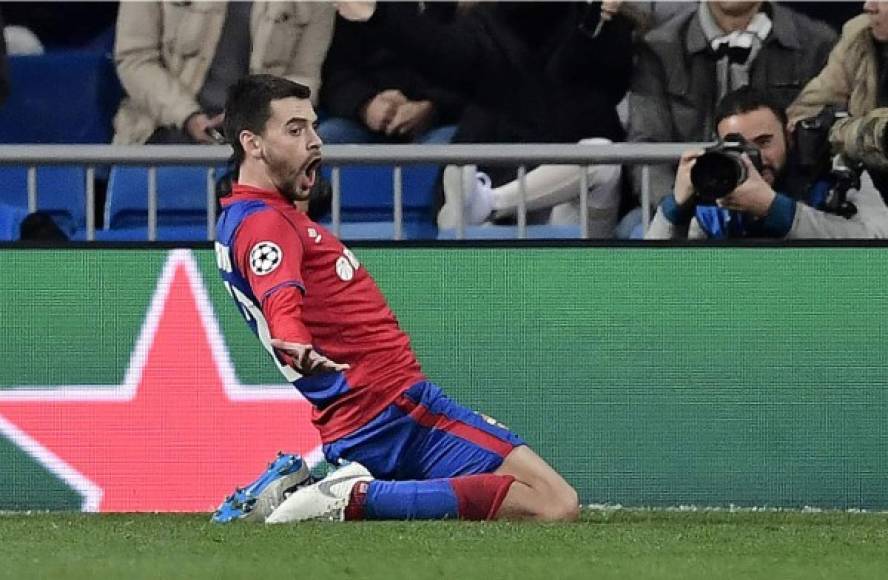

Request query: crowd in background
[{"left": 4, "top": 1, "right": 888, "bottom": 240}]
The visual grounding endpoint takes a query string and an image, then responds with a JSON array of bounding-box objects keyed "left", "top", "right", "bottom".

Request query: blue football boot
[{"left": 212, "top": 452, "right": 313, "bottom": 523}]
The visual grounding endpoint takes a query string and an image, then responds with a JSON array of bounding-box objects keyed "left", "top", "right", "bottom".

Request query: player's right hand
[{"left": 270, "top": 339, "right": 350, "bottom": 376}]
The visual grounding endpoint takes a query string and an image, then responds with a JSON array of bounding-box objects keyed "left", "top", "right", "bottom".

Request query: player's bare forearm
[{"left": 270, "top": 338, "right": 350, "bottom": 375}]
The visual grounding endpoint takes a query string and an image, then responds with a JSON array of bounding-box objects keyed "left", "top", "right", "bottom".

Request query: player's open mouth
[{"left": 298, "top": 157, "right": 321, "bottom": 192}]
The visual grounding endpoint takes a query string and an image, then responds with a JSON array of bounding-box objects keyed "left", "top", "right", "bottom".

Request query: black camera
[
  {"left": 795, "top": 105, "right": 846, "bottom": 172},
  {"left": 794, "top": 107, "right": 859, "bottom": 218},
  {"left": 690, "top": 133, "right": 765, "bottom": 204}
]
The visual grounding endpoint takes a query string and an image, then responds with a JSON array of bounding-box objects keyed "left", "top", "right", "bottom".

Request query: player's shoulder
[{"left": 234, "top": 203, "right": 308, "bottom": 242}]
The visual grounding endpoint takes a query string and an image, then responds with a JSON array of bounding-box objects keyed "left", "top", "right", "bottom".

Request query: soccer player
[{"left": 213, "top": 74, "right": 579, "bottom": 523}]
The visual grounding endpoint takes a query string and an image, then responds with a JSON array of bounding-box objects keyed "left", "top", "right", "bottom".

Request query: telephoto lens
[{"left": 690, "top": 133, "right": 763, "bottom": 204}]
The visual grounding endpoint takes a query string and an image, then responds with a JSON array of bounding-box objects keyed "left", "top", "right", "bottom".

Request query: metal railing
[{"left": 0, "top": 143, "right": 704, "bottom": 241}]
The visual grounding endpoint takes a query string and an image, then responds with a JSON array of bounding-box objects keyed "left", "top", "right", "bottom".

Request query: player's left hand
[
  {"left": 270, "top": 339, "right": 350, "bottom": 375},
  {"left": 716, "top": 154, "right": 776, "bottom": 219}
]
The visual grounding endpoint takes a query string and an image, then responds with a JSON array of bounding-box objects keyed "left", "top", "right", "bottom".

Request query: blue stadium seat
[
  {"left": 0, "top": 203, "right": 29, "bottom": 241},
  {"left": 437, "top": 225, "right": 582, "bottom": 240},
  {"left": 0, "top": 166, "right": 87, "bottom": 236},
  {"left": 101, "top": 163, "right": 434, "bottom": 241},
  {"left": 87, "top": 225, "right": 211, "bottom": 242},
  {"left": 321, "top": 165, "right": 440, "bottom": 223},
  {"left": 87, "top": 219, "right": 433, "bottom": 243},
  {"left": 105, "top": 166, "right": 225, "bottom": 230},
  {"left": 318, "top": 220, "right": 437, "bottom": 241},
  {"left": 0, "top": 51, "right": 122, "bottom": 143}
]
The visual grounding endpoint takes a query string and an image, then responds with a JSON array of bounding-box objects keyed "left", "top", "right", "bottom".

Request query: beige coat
[
  {"left": 113, "top": 1, "right": 335, "bottom": 144},
  {"left": 787, "top": 14, "right": 878, "bottom": 124},
  {"left": 787, "top": 15, "right": 888, "bottom": 172}
]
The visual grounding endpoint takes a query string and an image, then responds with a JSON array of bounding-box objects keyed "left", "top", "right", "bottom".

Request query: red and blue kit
[
  {"left": 216, "top": 184, "right": 425, "bottom": 442},
  {"left": 216, "top": 184, "right": 522, "bottom": 520}
]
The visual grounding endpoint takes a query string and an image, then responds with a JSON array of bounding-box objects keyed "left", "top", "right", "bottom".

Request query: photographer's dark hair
[
  {"left": 713, "top": 86, "right": 788, "bottom": 130},
  {"left": 223, "top": 74, "right": 311, "bottom": 169}
]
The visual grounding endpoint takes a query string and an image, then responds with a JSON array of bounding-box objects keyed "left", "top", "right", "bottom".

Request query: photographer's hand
[
  {"left": 674, "top": 149, "right": 705, "bottom": 205},
  {"left": 716, "top": 155, "right": 776, "bottom": 218}
]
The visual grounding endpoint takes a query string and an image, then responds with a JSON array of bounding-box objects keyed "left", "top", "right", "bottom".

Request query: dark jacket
[
  {"left": 628, "top": 2, "right": 836, "bottom": 203},
  {"left": 320, "top": 3, "right": 466, "bottom": 125},
  {"left": 366, "top": 2, "right": 634, "bottom": 186}
]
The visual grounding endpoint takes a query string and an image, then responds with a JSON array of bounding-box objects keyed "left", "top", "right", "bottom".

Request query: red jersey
[{"left": 216, "top": 184, "right": 425, "bottom": 441}]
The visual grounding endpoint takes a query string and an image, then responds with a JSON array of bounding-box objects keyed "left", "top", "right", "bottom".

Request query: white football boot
[{"left": 265, "top": 461, "right": 374, "bottom": 524}]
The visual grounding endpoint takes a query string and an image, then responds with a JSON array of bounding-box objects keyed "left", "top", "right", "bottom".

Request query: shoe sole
[{"left": 212, "top": 453, "right": 311, "bottom": 524}]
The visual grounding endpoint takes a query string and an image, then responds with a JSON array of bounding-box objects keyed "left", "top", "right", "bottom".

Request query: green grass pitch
[{"left": 1, "top": 510, "right": 887, "bottom": 580}]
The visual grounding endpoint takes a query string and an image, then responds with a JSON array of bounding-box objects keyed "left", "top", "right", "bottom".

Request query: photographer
[
  {"left": 646, "top": 87, "right": 888, "bottom": 239},
  {"left": 788, "top": 2, "right": 888, "bottom": 200}
]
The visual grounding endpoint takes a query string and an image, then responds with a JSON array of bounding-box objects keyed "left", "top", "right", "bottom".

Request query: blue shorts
[{"left": 323, "top": 381, "right": 525, "bottom": 480}]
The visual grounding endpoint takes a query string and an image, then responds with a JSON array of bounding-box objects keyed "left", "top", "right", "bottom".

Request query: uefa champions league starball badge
[{"left": 249, "top": 242, "right": 283, "bottom": 276}]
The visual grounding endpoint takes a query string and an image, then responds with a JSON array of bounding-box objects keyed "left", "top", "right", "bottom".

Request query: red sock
[
  {"left": 448, "top": 474, "right": 516, "bottom": 520},
  {"left": 343, "top": 480, "right": 370, "bottom": 521}
]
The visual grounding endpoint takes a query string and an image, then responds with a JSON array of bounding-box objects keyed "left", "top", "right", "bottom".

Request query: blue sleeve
[
  {"left": 757, "top": 193, "right": 797, "bottom": 238},
  {"left": 660, "top": 194, "right": 696, "bottom": 226}
]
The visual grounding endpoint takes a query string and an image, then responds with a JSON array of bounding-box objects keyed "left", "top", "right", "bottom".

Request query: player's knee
[
  {"left": 537, "top": 485, "right": 580, "bottom": 522},
  {"left": 553, "top": 486, "right": 581, "bottom": 521}
]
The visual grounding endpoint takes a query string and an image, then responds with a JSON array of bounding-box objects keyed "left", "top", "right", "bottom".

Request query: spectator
[
  {"left": 319, "top": 2, "right": 466, "bottom": 146},
  {"left": 628, "top": 1, "right": 836, "bottom": 211},
  {"left": 337, "top": 1, "right": 638, "bottom": 237},
  {"left": 19, "top": 212, "right": 69, "bottom": 242},
  {"left": 436, "top": 140, "right": 622, "bottom": 237},
  {"left": 645, "top": 87, "right": 888, "bottom": 239},
  {"left": 112, "top": 1, "right": 335, "bottom": 145},
  {"left": 639, "top": 1, "right": 695, "bottom": 30},
  {"left": 788, "top": 1, "right": 888, "bottom": 200}
]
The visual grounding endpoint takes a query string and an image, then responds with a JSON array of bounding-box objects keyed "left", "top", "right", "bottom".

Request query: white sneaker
[
  {"left": 265, "top": 462, "right": 373, "bottom": 524},
  {"left": 437, "top": 165, "right": 494, "bottom": 228}
]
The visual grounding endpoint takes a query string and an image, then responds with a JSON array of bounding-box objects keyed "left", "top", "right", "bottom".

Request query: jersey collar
[{"left": 221, "top": 183, "right": 297, "bottom": 210}]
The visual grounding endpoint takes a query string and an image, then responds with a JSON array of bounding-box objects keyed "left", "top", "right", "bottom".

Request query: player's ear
[{"left": 240, "top": 130, "right": 263, "bottom": 160}]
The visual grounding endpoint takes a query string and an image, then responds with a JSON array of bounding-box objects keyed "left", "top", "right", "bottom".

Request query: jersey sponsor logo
[
  {"left": 335, "top": 248, "right": 361, "bottom": 282},
  {"left": 335, "top": 256, "right": 355, "bottom": 281},
  {"left": 307, "top": 228, "right": 322, "bottom": 244},
  {"left": 250, "top": 241, "right": 283, "bottom": 276}
]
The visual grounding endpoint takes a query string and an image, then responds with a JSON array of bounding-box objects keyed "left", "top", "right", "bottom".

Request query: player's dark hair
[
  {"left": 223, "top": 74, "right": 312, "bottom": 169},
  {"left": 713, "top": 86, "right": 788, "bottom": 130}
]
